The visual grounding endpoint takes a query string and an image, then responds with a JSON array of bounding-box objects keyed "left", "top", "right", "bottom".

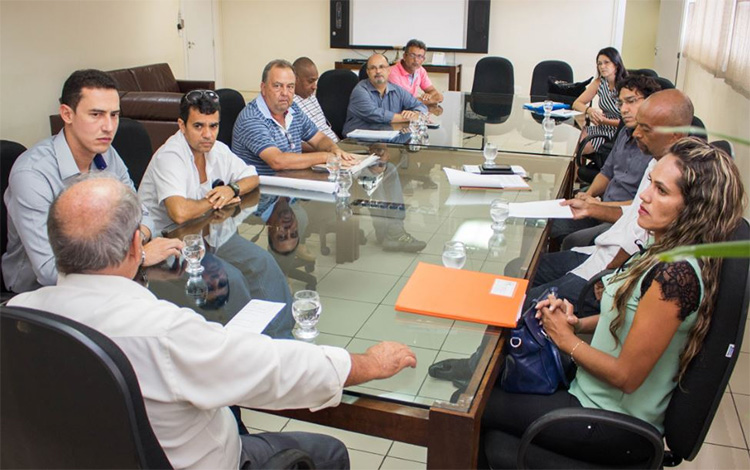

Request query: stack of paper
[
  {"left": 259, "top": 175, "right": 336, "bottom": 194},
  {"left": 346, "top": 129, "right": 401, "bottom": 141},
  {"left": 347, "top": 154, "right": 380, "bottom": 174},
  {"left": 443, "top": 168, "right": 531, "bottom": 191},
  {"left": 395, "top": 262, "right": 528, "bottom": 327},
  {"left": 260, "top": 185, "right": 337, "bottom": 203}
]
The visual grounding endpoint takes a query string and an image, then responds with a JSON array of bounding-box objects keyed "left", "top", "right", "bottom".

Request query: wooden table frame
[
  {"left": 334, "top": 61, "right": 462, "bottom": 91},
  {"left": 263, "top": 159, "right": 575, "bottom": 468}
]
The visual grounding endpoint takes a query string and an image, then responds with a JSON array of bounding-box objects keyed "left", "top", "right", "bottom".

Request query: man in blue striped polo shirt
[{"left": 232, "top": 59, "right": 355, "bottom": 175}]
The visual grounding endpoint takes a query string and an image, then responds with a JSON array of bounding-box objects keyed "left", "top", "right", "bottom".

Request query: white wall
[
  {"left": 220, "top": 0, "right": 620, "bottom": 95},
  {"left": 0, "top": 0, "right": 185, "bottom": 148}
]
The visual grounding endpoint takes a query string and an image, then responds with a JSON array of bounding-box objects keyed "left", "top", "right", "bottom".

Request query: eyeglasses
[
  {"left": 367, "top": 64, "right": 389, "bottom": 71},
  {"left": 615, "top": 95, "right": 644, "bottom": 109},
  {"left": 184, "top": 89, "right": 219, "bottom": 104},
  {"left": 407, "top": 52, "right": 426, "bottom": 61}
]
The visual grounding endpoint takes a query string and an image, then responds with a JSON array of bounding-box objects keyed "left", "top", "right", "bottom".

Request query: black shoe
[
  {"left": 428, "top": 358, "right": 473, "bottom": 382},
  {"left": 382, "top": 232, "right": 426, "bottom": 252}
]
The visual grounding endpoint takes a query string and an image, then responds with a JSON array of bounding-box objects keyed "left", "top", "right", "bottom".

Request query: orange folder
[{"left": 395, "top": 262, "right": 528, "bottom": 327}]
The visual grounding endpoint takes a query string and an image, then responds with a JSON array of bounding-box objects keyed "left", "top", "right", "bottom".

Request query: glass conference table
[
  {"left": 146, "top": 142, "right": 574, "bottom": 468},
  {"left": 344, "top": 91, "right": 583, "bottom": 157}
]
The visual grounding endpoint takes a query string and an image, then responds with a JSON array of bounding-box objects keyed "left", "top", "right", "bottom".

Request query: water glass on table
[
  {"left": 336, "top": 169, "right": 353, "bottom": 197},
  {"left": 490, "top": 198, "right": 510, "bottom": 230},
  {"left": 292, "top": 290, "right": 322, "bottom": 340},
  {"left": 442, "top": 241, "right": 467, "bottom": 269},
  {"left": 182, "top": 234, "right": 206, "bottom": 274},
  {"left": 483, "top": 142, "right": 498, "bottom": 166},
  {"left": 326, "top": 154, "right": 341, "bottom": 181}
]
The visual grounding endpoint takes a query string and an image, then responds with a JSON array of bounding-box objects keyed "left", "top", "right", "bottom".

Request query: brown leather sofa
[{"left": 50, "top": 63, "right": 214, "bottom": 152}]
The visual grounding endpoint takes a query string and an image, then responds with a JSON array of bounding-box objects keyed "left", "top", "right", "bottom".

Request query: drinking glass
[
  {"left": 292, "top": 290, "right": 322, "bottom": 340},
  {"left": 490, "top": 198, "right": 510, "bottom": 230},
  {"left": 326, "top": 154, "right": 341, "bottom": 181},
  {"left": 442, "top": 241, "right": 467, "bottom": 269},
  {"left": 336, "top": 169, "right": 353, "bottom": 197},
  {"left": 182, "top": 234, "right": 205, "bottom": 274},
  {"left": 483, "top": 142, "right": 498, "bottom": 166}
]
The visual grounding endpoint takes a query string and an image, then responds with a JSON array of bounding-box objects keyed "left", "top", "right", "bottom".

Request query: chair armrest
[
  {"left": 517, "top": 407, "right": 663, "bottom": 469},
  {"left": 576, "top": 268, "right": 614, "bottom": 314},
  {"left": 177, "top": 80, "right": 215, "bottom": 93}
]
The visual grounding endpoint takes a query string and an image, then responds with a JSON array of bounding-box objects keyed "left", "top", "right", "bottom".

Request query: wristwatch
[{"left": 228, "top": 182, "right": 241, "bottom": 198}]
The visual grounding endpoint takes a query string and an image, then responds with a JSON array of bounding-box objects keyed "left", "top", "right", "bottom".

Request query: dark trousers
[
  {"left": 240, "top": 431, "right": 349, "bottom": 469},
  {"left": 528, "top": 250, "right": 599, "bottom": 317}
]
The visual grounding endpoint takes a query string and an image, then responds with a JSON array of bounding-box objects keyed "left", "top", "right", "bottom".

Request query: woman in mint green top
[{"left": 482, "top": 138, "right": 746, "bottom": 466}]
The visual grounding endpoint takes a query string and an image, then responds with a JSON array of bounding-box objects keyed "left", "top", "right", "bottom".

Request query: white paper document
[
  {"left": 259, "top": 175, "right": 337, "bottom": 194},
  {"left": 225, "top": 299, "right": 285, "bottom": 334},
  {"left": 549, "top": 109, "right": 583, "bottom": 118},
  {"left": 443, "top": 168, "right": 531, "bottom": 190},
  {"left": 347, "top": 154, "right": 380, "bottom": 174},
  {"left": 508, "top": 199, "right": 574, "bottom": 219},
  {"left": 346, "top": 129, "right": 401, "bottom": 141},
  {"left": 260, "top": 185, "right": 337, "bottom": 203}
]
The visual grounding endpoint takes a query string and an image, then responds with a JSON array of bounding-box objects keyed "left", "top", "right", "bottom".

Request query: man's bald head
[
  {"left": 49, "top": 175, "right": 142, "bottom": 274},
  {"left": 633, "top": 89, "right": 695, "bottom": 159},
  {"left": 366, "top": 54, "right": 390, "bottom": 87},
  {"left": 293, "top": 57, "right": 319, "bottom": 99}
]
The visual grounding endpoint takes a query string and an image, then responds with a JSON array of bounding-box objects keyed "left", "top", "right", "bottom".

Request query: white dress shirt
[
  {"left": 138, "top": 131, "right": 257, "bottom": 234},
  {"left": 570, "top": 159, "right": 655, "bottom": 280},
  {"left": 8, "top": 274, "right": 351, "bottom": 469}
]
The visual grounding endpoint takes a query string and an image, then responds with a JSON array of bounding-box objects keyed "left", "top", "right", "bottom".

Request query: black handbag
[{"left": 500, "top": 290, "right": 572, "bottom": 394}]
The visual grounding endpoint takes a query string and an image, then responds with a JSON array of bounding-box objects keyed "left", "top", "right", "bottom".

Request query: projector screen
[
  {"left": 330, "top": 0, "right": 490, "bottom": 53},
  {"left": 351, "top": 0, "right": 467, "bottom": 50}
]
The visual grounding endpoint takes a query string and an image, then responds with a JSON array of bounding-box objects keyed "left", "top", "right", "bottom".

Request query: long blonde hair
[{"left": 609, "top": 138, "right": 746, "bottom": 382}]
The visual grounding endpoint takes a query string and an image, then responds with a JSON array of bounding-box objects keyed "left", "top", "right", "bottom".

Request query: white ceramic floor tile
[
  {"left": 316, "top": 268, "right": 399, "bottom": 304},
  {"left": 742, "top": 319, "right": 750, "bottom": 354},
  {"left": 336, "top": 244, "right": 417, "bottom": 276},
  {"left": 283, "top": 419, "right": 393, "bottom": 455},
  {"left": 380, "top": 456, "right": 427, "bottom": 469},
  {"left": 675, "top": 443, "right": 750, "bottom": 469},
  {"left": 240, "top": 410, "right": 289, "bottom": 432},
  {"left": 442, "top": 320, "right": 487, "bottom": 355},
  {"left": 346, "top": 338, "right": 438, "bottom": 396},
  {"left": 347, "top": 449, "right": 385, "bottom": 470},
  {"left": 356, "top": 305, "right": 453, "bottom": 350},
  {"left": 381, "top": 276, "right": 410, "bottom": 306},
  {"left": 729, "top": 352, "right": 750, "bottom": 395},
  {"left": 388, "top": 442, "right": 427, "bottom": 463},
  {"left": 311, "top": 332, "right": 352, "bottom": 348},
  {"left": 316, "top": 296, "right": 378, "bottom": 337},
  {"left": 417, "top": 351, "right": 470, "bottom": 402},
  {"left": 705, "top": 393, "right": 747, "bottom": 448},
  {"left": 733, "top": 393, "right": 750, "bottom": 448}
]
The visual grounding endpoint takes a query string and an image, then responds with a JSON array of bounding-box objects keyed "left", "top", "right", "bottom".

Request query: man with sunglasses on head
[
  {"left": 389, "top": 39, "right": 443, "bottom": 105},
  {"left": 233, "top": 59, "right": 355, "bottom": 176},
  {"left": 2, "top": 69, "right": 182, "bottom": 294},
  {"left": 138, "top": 89, "right": 259, "bottom": 234},
  {"left": 549, "top": 74, "right": 662, "bottom": 248}
]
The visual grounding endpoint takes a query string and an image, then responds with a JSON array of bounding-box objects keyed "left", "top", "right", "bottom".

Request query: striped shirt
[
  {"left": 294, "top": 94, "right": 339, "bottom": 142},
  {"left": 586, "top": 78, "right": 622, "bottom": 150},
  {"left": 232, "top": 96, "right": 318, "bottom": 175}
]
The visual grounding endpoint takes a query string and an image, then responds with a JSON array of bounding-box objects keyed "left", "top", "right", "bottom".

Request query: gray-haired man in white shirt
[{"left": 9, "top": 174, "right": 417, "bottom": 469}]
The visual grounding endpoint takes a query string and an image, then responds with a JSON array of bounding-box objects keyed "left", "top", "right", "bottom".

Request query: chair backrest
[
  {"left": 710, "top": 140, "right": 735, "bottom": 159},
  {"left": 629, "top": 68, "right": 659, "bottom": 78},
  {"left": 1, "top": 305, "right": 173, "bottom": 469},
  {"left": 112, "top": 117, "right": 153, "bottom": 189},
  {"left": 472, "top": 56, "right": 514, "bottom": 95},
  {"left": 689, "top": 116, "right": 707, "bottom": 140},
  {"left": 530, "top": 60, "right": 573, "bottom": 102},
  {"left": 1, "top": 140, "right": 27, "bottom": 293},
  {"left": 664, "top": 219, "right": 750, "bottom": 461},
  {"left": 358, "top": 63, "right": 369, "bottom": 81},
  {"left": 216, "top": 88, "right": 246, "bottom": 147},
  {"left": 653, "top": 76, "right": 675, "bottom": 90},
  {"left": 316, "top": 69, "right": 360, "bottom": 139}
]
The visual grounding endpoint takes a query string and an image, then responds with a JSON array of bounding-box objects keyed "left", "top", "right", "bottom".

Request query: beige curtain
[{"left": 724, "top": 0, "right": 750, "bottom": 97}]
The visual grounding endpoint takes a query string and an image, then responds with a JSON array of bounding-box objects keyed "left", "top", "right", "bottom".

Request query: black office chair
[
  {"left": 710, "top": 140, "right": 735, "bottom": 159},
  {"left": 628, "top": 68, "right": 658, "bottom": 77},
  {"left": 1, "top": 305, "right": 173, "bottom": 469},
  {"left": 317, "top": 69, "right": 360, "bottom": 139},
  {"left": 1, "top": 305, "right": 318, "bottom": 469},
  {"left": 654, "top": 76, "right": 675, "bottom": 90},
  {"left": 1, "top": 140, "right": 27, "bottom": 299},
  {"left": 472, "top": 56, "right": 514, "bottom": 95},
  {"left": 216, "top": 88, "right": 246, "bottom": 147},
  {"left": 690, "top": 116, "right": 707, "bottom": 140},
  {"left": 530, "top": 60, "right": 573, "bottom": 103},
  {"left": 574, "top": 122, "right": 624, "bottom": 185},
  {"left": 483, "top": 219, "right": 750, "bottom": 469},
  {"left": 358, "top": 63, "right": 369, "bottom": 81},
  {"left": 112, "top": 117, "right": 153, "bottom": 189}
]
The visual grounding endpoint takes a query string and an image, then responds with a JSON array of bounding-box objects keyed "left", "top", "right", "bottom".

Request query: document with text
[{"left": 225, "top": 299, "right": 285, "bottom": 334}]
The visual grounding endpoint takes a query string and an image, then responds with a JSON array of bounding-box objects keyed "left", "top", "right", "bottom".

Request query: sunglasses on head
[{"left": 184, "top": 89, "right": 219, "bottom": 104}]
